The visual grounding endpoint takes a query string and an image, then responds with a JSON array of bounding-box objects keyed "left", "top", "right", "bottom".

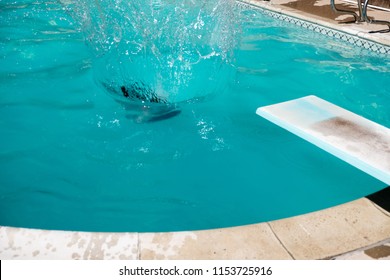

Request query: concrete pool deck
[
  {"left": 1, "top": 0, "right": 390, "bottom": 260},
  {"left": 245, "top": 0, "right": 390, "bottom": 47},
  {"left": 1, "top": 198, "right": 390, "bottom": 259}
]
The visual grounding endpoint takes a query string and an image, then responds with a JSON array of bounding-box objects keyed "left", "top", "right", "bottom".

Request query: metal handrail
[
  {"left": 362, "top": 0, "right": 390, "bottom": 33},
  {"left": 330, "top": 0, "right": 363, "bottom": 23}
]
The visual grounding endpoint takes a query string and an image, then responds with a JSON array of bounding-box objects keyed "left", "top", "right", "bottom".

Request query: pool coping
[
  {"left": 1, "top": 198, "right": 390, "bottom": 259},
  {"left": 239, "top": 0, "right": 390, "bottom": 52},
  {"left": 1, "top": 1, "right": 390, "bottom": 260}
]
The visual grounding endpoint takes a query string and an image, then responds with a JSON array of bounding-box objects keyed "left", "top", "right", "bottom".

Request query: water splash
[{"left": 63, "top": 0, "right": 239, "bottom": 108}]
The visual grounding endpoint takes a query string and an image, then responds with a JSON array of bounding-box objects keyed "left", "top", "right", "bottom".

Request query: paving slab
[
  {"left": 0, "top": 227, "right": 139, "bottom": 260},
  {"left": 333, "top": 239, "right": 390, "bottom": 259},
  {"left": 139, "top": 224, "right": 293, "bottom": 260},
  {"left": 269, "top": 198, "right": 390, "bottom": 259}
]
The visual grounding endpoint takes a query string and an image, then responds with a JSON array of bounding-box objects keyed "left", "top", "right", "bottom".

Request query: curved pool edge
[
  {"left": 1, "top": 198, "right": 389, "bottom": 260},
  {"left": 2, "top": 1, "right": 390, "bottom": 261}
]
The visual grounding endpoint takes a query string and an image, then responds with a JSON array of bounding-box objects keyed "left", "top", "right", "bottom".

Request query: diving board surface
[{"left": 256, "top": 95, "right": 390, "bottom": 185}]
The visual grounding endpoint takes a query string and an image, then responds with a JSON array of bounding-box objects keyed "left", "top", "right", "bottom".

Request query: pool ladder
[
  {"left": 362, "top": 0, "right": 390, "bottom": 33},
  {"left": 330, "top": 0, "right": 363, "bottom": 23},
  {"left": 331, "top": 0, "right": 390, "bottom": 33}
]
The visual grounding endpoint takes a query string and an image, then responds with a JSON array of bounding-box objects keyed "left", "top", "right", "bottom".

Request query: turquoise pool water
[{"left": 1, "top": 1, "right": 389, "bottom": 232}]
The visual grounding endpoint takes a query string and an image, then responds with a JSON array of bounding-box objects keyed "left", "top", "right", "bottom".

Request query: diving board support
[{"left": 256, "top": 95, "right": 390, "bottom": 185}]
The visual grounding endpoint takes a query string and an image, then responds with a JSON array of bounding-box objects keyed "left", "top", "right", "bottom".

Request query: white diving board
[{"left": 256, "top": 95, "right": 390, "bottom": 185}]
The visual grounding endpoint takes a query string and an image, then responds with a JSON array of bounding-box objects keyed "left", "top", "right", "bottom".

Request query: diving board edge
[{"left": 256, "top": 95, "right": 390, "bottom": 185}]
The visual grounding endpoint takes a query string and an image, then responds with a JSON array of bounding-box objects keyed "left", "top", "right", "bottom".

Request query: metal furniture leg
[
  {"left": 330, "top": 0, "right": 363, "bottom": 23},
  {"left": 362, "top": 0, "right": 390, "bottom": 33}
]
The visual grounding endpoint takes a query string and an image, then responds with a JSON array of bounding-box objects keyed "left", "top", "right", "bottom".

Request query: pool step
[{"left": 256, "top": 95, "right": 390, "bottom": 185}]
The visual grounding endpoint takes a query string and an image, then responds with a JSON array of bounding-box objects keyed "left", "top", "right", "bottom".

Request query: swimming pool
[{"left": 0, "top": 0, "right": 389, "bottom": 233}]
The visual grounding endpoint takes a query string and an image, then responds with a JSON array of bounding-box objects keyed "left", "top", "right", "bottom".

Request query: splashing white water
[{"left": 62, "top": 0, "right": 239, "bottom": 104}]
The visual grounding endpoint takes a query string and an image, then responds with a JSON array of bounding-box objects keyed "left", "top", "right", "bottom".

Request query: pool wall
[{"left": 1, "top": 0, "right": 390, "bottom": 260}]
